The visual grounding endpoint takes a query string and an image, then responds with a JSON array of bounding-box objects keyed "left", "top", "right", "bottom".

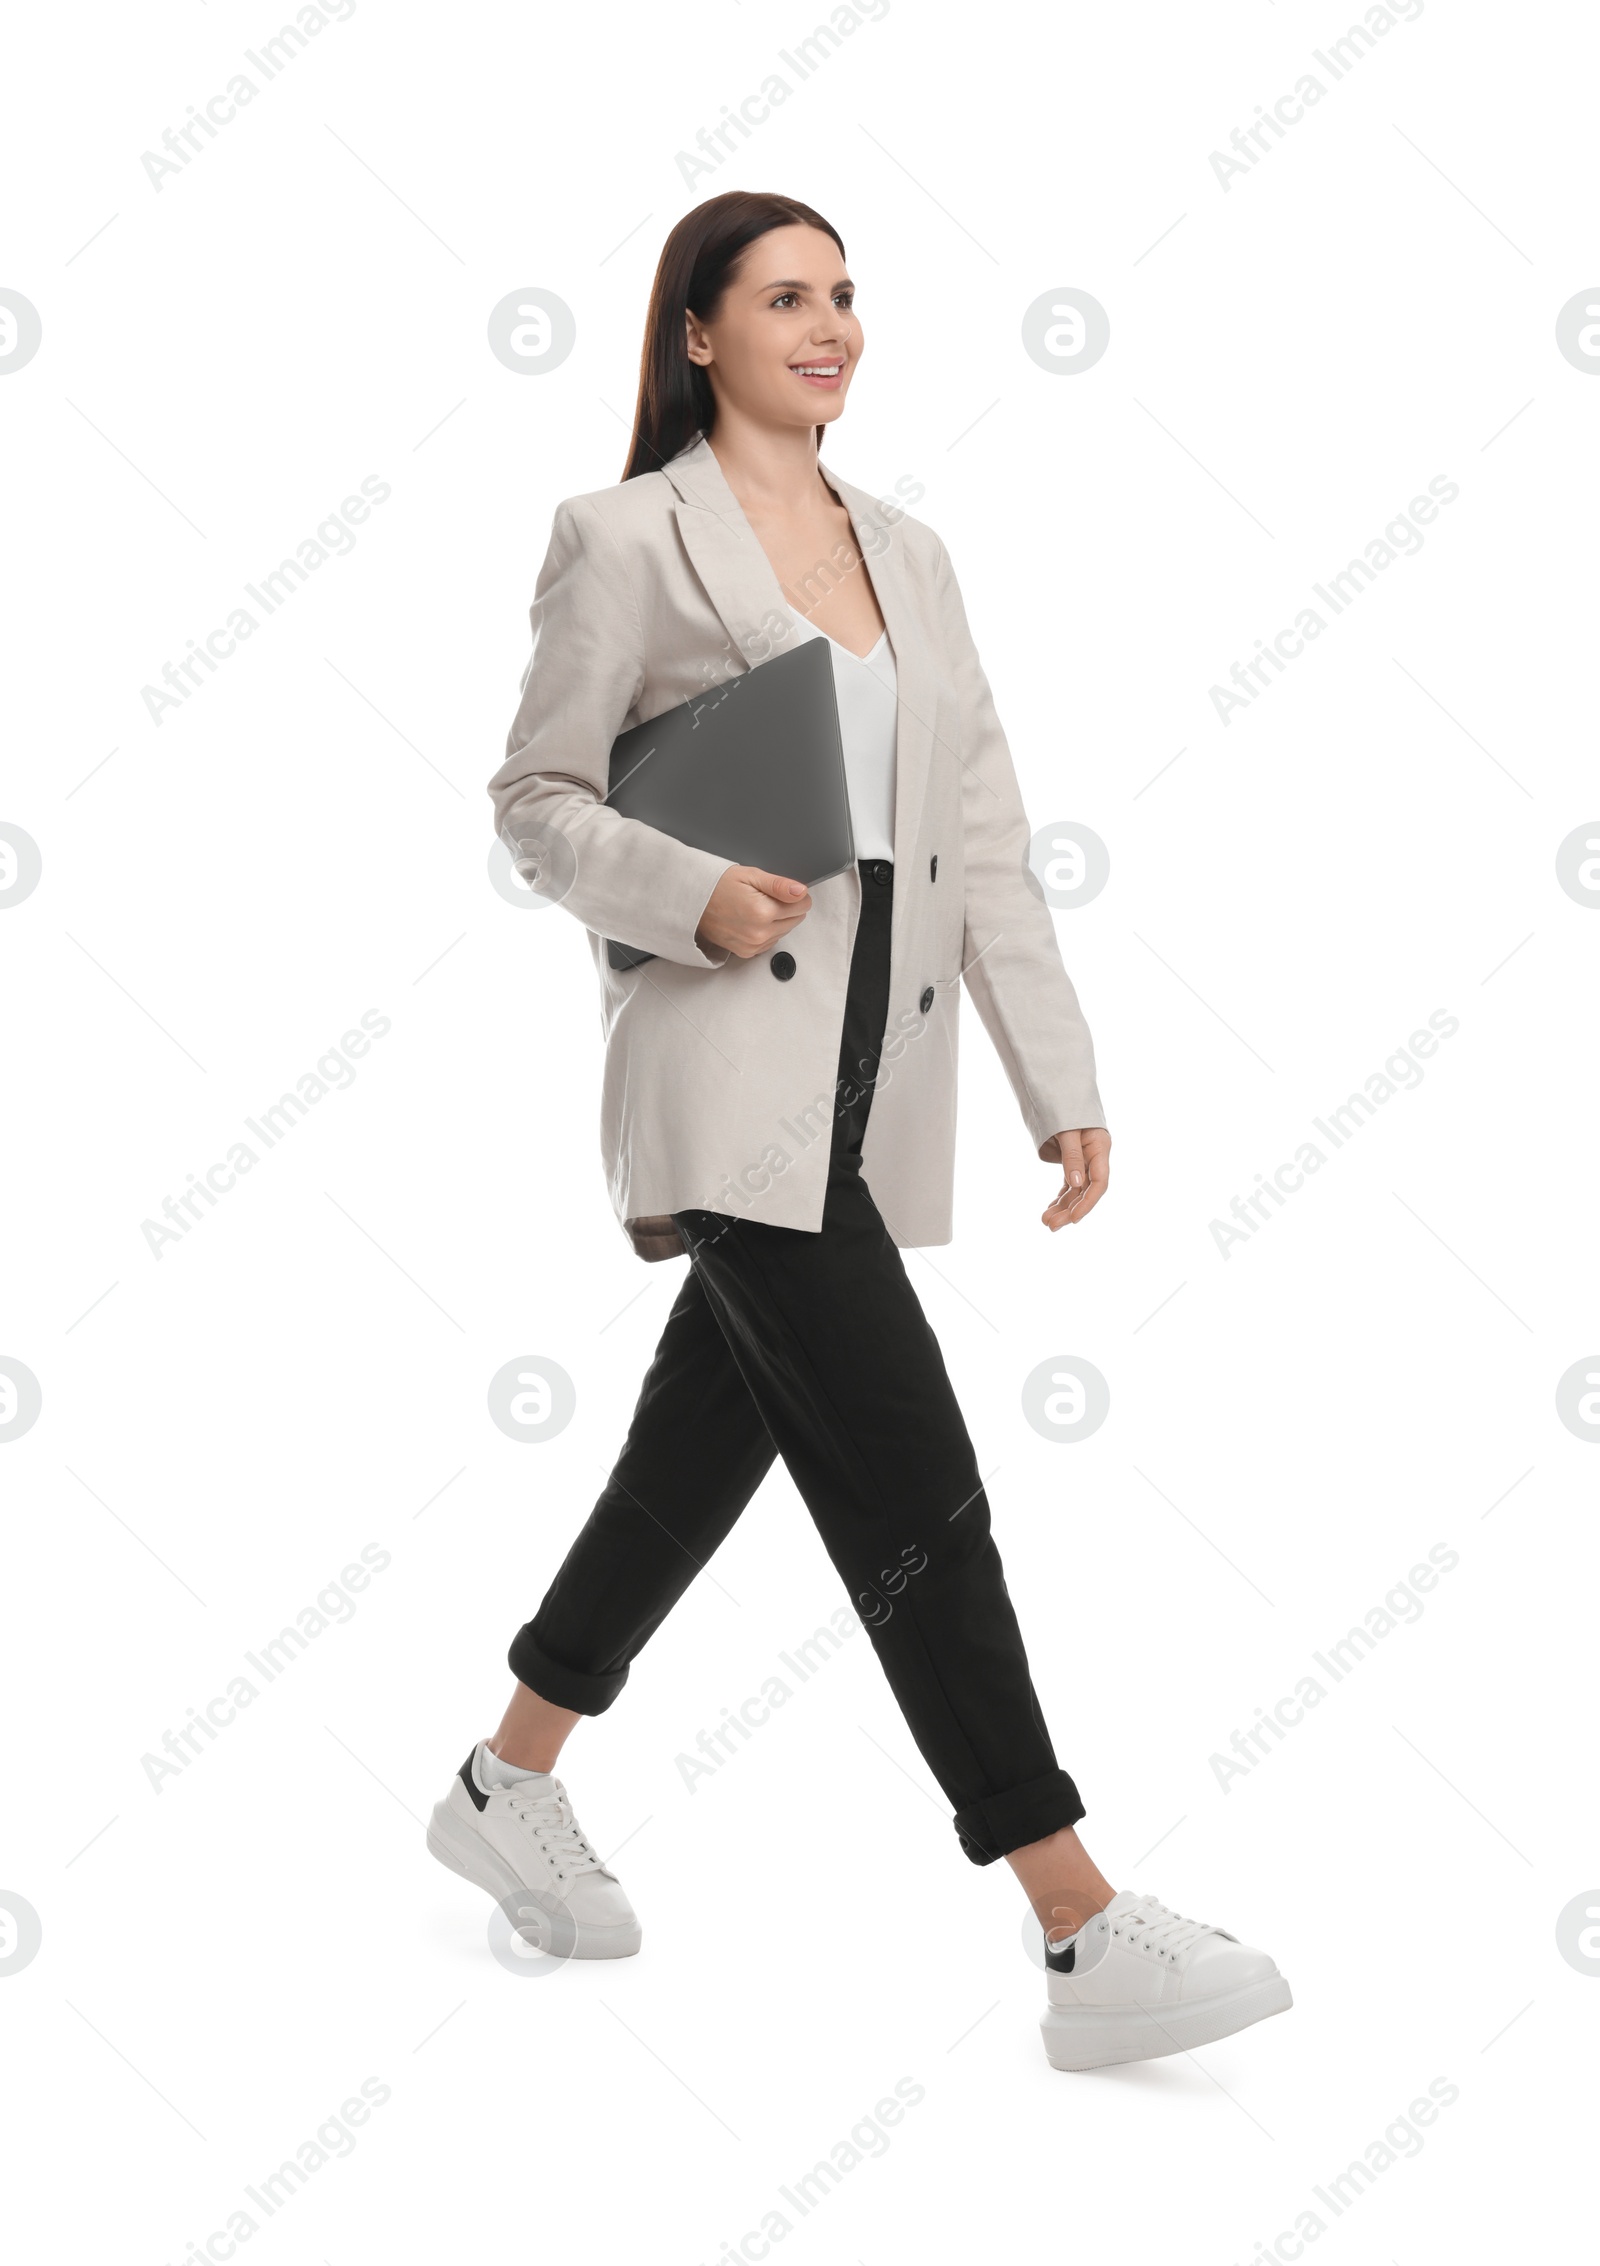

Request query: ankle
[
  {"left": 489, "top": 1682, "right": 581, "bottom": 1778},
  {"left": 1006, "top": 1825, "right": 1118, "bottom": 1941},
  {"left": 1038, "top": 1887, "right": 1115, "bottom": 1945}
]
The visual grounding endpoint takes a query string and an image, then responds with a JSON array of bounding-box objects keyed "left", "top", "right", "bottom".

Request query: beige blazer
[{"left": 488, "top": 434, "right": 1106, "bottom": 1263}]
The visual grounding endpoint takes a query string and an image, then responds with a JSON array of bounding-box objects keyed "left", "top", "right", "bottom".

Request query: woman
[{"left": 430, "top": 190, "right": 1291, "bottom": 2071}]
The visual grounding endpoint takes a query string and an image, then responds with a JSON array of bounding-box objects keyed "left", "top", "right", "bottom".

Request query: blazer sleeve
[
  {"left": 934, "top": 536, "right": 1108, "bottom": 1153},
  {"left": 488, "top": 496, "right": 735, "bottom": 969}
]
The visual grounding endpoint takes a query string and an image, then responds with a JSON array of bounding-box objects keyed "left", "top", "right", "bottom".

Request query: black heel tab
[{"left": 458, "top": 1750, "right": 488, "bottom": 1811}]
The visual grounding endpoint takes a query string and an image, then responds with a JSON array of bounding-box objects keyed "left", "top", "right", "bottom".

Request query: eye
[
  {"left": 771, "top": 291, "right": 799, "bottom": 309},
  {"left": 834, "top": 291, "right": 855, "bottom": 310}
]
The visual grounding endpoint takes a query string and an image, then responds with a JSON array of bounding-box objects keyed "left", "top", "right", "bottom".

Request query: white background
[{"left": 2, "top": 1, "right": 1595, "bottom": 2259}]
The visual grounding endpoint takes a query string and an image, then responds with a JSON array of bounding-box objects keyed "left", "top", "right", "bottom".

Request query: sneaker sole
[
  {"left": 1041, "top": 1973, "right": 1292, "bottom": 2071},
  {"left": 426, "top": 1802, "right": 642, "bottom": 1960}
]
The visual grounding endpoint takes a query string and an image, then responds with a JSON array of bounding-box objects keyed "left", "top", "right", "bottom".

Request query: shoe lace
[
  {"left": 505, "top": 1780, "right": 608, "bottom": 1883},
  {"left": 1114, "top": 1895, "right": 1211, "bottom": 1962}
]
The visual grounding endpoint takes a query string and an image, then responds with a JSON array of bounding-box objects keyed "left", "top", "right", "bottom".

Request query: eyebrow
[{"left": 756, "top": 276, "right": 854, "bottom": 294}]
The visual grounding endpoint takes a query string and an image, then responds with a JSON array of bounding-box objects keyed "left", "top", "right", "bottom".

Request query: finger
[
  {"left": 1048, "top": 1132, "right": 1087, "bottom": 1223},
  {"left": 1041, "top": 1132, "right": 1096, "bottom": 1230},
  {"left": 1065, "top": 1141, "right": 1111, "bottom": 1223},
  {"left": 1055, "top": 1132, "right": 1087, "bottom": 1195},
  {"left": 1041, "top": 1181, "right": 1079, "bottom": 1229},
  {"left": 1064, "top": 1177, "right": 1105, "bottom": 1223},
  {"left": 747, "top": 869, "right": 810, "bottom": 901}
]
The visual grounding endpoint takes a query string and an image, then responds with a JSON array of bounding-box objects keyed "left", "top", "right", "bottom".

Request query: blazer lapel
[
  {"left": 661, "top": 434, "right": 935, "bottom": 910},
  {"left": 662, "top": 435, "right": 798, "bottom": 676}
]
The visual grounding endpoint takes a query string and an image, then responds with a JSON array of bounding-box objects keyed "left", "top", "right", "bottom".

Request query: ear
[{"left": 684, "top": 308, "right": 713, "bottom": 368}]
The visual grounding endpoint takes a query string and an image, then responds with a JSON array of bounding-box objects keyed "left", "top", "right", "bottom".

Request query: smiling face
[{"left": 684, "top": 222, "right": 862, "bottom": 433}]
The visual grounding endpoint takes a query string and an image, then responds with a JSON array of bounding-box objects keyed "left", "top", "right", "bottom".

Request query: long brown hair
[{"left": 622, "top": 191, "right": 846, "bottom": 481}]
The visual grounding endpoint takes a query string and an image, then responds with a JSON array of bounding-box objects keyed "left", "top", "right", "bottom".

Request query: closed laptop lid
[{"left": 604, "top": 635, "right": 855, "bottom": 889}]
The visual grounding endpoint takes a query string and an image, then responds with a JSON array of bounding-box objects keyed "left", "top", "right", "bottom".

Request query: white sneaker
[
  {"left": 426, "top": 1742, "right": 641, "bottom": 1960},
  {"left": 1040, "top": 1887, "right": 1291, "bottom": 2071}
]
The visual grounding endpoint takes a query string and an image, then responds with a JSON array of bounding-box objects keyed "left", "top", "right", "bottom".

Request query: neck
[{"left": 704, "top": 406, "right": 831, "bottom": 516}]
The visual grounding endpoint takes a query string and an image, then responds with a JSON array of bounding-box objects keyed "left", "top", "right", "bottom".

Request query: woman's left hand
[{"left": 1041, "top": 1128, "right": 1111, "bottom": 1232}]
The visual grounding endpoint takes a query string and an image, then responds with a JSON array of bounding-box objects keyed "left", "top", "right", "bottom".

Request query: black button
[
  {"left": 930, "top": 854, "right": 938, "bottom": 882},
  {"left": 771, "top": 950, "right": 796, "bottom": 981},
  {"left": 919, "top": 985, "right": 935, "bottom": 1013},
  {"left": 870, "top": 859, "right": 891, "bottom": 886}
]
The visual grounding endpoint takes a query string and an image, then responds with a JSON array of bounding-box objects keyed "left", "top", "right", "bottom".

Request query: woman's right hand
[{"left": 694, "top": 866, "right": 813, "bottom": 959}]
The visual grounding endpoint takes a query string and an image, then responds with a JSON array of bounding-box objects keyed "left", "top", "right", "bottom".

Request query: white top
[{"left": 784, "top": 606, "right": 897, "bottom": 863}]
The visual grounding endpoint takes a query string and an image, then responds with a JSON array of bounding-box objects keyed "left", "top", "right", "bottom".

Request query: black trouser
[{"left": 509, "top": 858, "right": 1085, "bottom": 1864}]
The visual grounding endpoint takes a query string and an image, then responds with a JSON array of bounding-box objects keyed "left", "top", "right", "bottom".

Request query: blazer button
[
  {"left": 771, "top": 950, "right": 796, "bottom": 981},
  {"left": 919, "top": 984, "right": 935, "bottom": 1014},
  {"left": 930, "top": 853, "right": 938, "bottom": 882}
]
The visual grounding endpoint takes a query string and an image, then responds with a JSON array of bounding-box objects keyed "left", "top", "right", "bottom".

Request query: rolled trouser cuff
[
  {"left": 952, "top": 1767, "right": 1086, "bottom": 1867},
  {"left": 507, "top": 1624, "right": 629, "bottom": 1716}
]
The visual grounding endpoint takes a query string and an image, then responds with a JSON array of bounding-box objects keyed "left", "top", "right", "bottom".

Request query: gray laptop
[{"left": 602, "top": 635, "right": 855, "bottom": 970}]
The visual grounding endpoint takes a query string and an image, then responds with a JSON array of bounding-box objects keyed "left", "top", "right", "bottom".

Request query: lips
[{"left": 789, "top": 361, "right": 845, "bottom": 387}]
